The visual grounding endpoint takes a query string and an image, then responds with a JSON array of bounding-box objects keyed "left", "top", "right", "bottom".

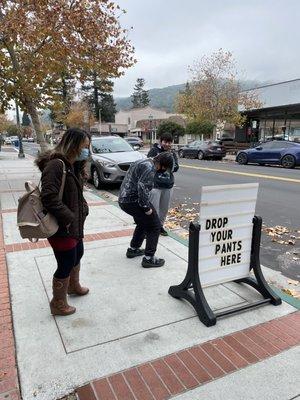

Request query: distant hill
[
  {"left": 115, "top": 80, "right": 272, "bottom": 112},
  {"left": 115, "top": 83, "right": 185, "bottom": 112}
]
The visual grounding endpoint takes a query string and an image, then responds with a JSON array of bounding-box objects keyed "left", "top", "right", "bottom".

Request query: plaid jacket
[{"left": 118, "top": 158, "right": 155, "bottom": 212}]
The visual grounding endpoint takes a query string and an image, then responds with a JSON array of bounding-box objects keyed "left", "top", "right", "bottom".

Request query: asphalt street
[
  {"left": 22, "top": 143, "right": 300, "bottom": 279},
  {"left": 175, "top": 158, "right": 300, "bottom": 229}
]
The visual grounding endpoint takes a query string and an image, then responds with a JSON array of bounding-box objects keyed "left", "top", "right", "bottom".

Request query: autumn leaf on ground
[
  {"left": 287, "top": 279, "right": 299, "bottom": 285},
  {"left": 271, "top": 239, "right": 285, "bottom": 244},
  {"left": 263, "top": 225, "right": 300, "bottom": 246},
  {"left": 282, "top": 288, "right": 300, "bottom": 298},
  {"left": 263, "top": 226, "right": 290, "bottom": 236},
  {"left": 165, "top": 221, "right": 180, "bottom": 230},
  {"left": 179, "top": 231, "right": 189, "bottom": 238}
]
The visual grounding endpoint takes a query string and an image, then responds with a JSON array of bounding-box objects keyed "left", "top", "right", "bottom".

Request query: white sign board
[{"left": 199, "top": 183, "right": 259, "bottom": 288}]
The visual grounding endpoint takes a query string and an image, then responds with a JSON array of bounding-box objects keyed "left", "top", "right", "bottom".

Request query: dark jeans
[
  {"left": 119, "top": 202, "right": 161, "bottom": 257},
  {"left": 52, "top": 240, "right": 84, "bottom": 279}
]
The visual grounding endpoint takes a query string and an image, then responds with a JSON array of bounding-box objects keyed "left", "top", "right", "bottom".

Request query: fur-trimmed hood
[{"left": 35, "top": 151, "right": 71, "bottom": 172}]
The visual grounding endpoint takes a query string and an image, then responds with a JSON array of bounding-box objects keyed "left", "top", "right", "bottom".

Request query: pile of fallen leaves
[
  {"left": 165, "top": 203, "right": 199, "bottom": 230},
  {"left": 282, "top": 279, "right": 300, "bottom": 299},
  {"left": 262, "top": 225, "right": 300, "bottom": 245}
]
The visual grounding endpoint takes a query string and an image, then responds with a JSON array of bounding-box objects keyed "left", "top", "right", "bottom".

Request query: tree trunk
[
  {"left": 93, "top": 72, "right": 100, "bottom": 121},
  {"left": 25, "top": 100, "right": 48, "bottom": 153}
]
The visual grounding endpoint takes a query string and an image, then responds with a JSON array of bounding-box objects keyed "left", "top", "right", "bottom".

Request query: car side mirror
[{"left": 256, "top": 146, "right": 263, "bottom": 150}]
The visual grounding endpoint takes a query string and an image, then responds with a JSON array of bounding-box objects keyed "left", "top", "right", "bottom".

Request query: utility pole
[
  {"left": 99, "top": 107, "right": 102, "bottom": 135},
  {"left": 148, "top": 114, "right": 153, "bottom": 146},
  {"left": 15, "top": 101, "right": 25, "bottom": 158}
]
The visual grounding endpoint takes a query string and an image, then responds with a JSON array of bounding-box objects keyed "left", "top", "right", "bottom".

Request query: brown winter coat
[{"left": 35, "top": 152, "right": 89, "bottom": 239}]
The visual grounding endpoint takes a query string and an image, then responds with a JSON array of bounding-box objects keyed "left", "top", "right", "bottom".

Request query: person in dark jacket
[
  {"left": 147, "top": 133, "right": 179, "bottom": 236},
  {"left": 119, "top": 152, "right": 174, "bottom": 268},
  {"left": 35, "top": 128, "right": 90, "bottom": 316}
]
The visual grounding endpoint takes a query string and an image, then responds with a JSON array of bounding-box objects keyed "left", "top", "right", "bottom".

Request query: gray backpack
[{"left": 17, "top": 160, "right": 66, "bottom": 242}]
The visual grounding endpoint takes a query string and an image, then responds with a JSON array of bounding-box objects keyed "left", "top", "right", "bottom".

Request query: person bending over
[{"left": 118, "top": 152, "right": 174, "bottom": 268}]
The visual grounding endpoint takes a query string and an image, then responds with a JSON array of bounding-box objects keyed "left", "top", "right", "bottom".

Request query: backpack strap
[{"left": 57, "top": 159, "right": 66, "bottom": 200}]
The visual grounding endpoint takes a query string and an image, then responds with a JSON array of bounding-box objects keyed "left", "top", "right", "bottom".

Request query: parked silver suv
[{"left": 87, "top": 135, "right": 146, "bottom": 189}]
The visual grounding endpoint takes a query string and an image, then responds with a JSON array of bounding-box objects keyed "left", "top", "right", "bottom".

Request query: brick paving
[
  {"left": 1, "top": 202, "right": 107, "bottom": 214},
  {"left": 76, "top": 312, "right": 300, "bottom": 400},
  {"left": 4, "top": 228, "right": 134, "bottom": 254},
  {"left": 0, "top": 213, "right": 21, "bottom": 399}
]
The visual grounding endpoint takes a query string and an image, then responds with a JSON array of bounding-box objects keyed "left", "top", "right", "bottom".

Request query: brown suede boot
[
  {"left": 68, "top": 264, "right": 89, "bottom": 296},
  {"left": 50, "top": 277, "right": 76, "bottom": 316}
]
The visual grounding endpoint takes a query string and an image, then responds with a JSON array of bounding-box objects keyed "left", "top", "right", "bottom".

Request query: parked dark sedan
[
  {"left": 236, "top": 140, "right": 300, "bottom": 168},
  {"left": 124, "top": 136, "right": 144, "bottom": 150},
  {"left": 178, "top": 140, "right": 226, "bottom": 160}
]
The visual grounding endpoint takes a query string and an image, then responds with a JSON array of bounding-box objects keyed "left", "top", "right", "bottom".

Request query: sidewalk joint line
[{"left": 66, "top": 315, "right": 198, "bottom": 354}]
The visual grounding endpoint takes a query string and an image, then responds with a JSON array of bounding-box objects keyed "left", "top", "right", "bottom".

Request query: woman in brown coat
[{"left": 36, "top": 128, "right": 90, "bottom": 316}]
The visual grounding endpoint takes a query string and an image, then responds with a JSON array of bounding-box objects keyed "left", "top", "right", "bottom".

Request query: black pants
[
  {"left": 53, "top": 240, "right": 84, "bottom": 279},
  {"left": 119, "top": 202, "right": 161, "bottom": 257}
]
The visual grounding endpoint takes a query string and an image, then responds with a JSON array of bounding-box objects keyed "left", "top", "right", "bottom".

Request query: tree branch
[{"left": 30, "top": 36, "right": 52, "bottom": 56}]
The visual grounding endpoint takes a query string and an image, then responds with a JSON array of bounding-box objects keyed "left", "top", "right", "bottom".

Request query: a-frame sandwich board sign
[{"left": 168, "top": 183, "right": 281, "bottom": 327}]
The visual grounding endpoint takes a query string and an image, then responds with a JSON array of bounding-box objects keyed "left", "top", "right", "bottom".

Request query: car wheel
[
  {"left": 178, "top": 149, "right": 184, "bottom": 158},
  {"left": 281, "top": 154, "right": 296, "bottom": 169},
  {"left": 237, "top": 152, "right": 248, "bottom": 165},
  {"left": 197, "top": 151, "right": 204, "bottom": 160},
  {"left": 92, "top": 167, "right": 102, "bottom": 189}
]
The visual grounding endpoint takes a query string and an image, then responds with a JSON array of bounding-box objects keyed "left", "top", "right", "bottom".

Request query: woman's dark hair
[
  {"left": 153, "top": 152, "right": 174, "bottom": 170},
  {"left": 159, "top": 132, "right": 173, "bottom": 143},
  {"left": 54, "top": 128, "right": 90, "bottom": 161}
]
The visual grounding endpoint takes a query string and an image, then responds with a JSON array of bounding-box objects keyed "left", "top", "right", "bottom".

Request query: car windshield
[{"left": 92, "top": 137, "right": 134, "bottom": 154}]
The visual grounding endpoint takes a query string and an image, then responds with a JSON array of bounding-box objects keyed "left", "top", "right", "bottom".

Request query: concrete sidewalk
[{"left": 0, "top": 148, "right": 299, "bottom": 400}]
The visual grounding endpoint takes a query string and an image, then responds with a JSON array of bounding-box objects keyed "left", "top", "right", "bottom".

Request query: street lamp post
[{"left": 15, "top": 101, "right": 25, "bottom": 158}]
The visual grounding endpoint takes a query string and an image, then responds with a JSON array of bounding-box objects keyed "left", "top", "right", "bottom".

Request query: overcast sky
[{"left": 113, "top": 0, "right": 300, "bottom": 97}]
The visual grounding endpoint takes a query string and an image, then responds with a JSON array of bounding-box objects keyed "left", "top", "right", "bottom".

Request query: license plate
[{"left": 216, "top": 148, "right": 221, "bottom": 151}]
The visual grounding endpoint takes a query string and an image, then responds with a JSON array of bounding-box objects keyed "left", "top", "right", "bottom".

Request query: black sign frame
[{"left": 168, "top": 216, "right": 282, "bottom": 327}]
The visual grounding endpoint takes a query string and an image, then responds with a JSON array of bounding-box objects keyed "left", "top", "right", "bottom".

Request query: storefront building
[{"left": 239, "top": 79, "right": 300, "bottom": 143}]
